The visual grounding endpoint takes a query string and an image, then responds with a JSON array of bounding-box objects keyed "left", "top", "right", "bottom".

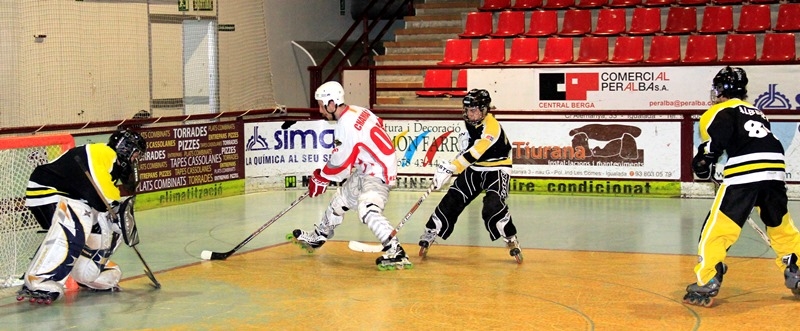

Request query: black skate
[
  {"left": 418, "top": 228, "right": 438, "bottom": 258},
  {"left": 782, "top": 253, "right": 800, "bottom": 297},
  {"left": 286, "top": 228, "right": 327, "bottom": 254},
  {"left": 504, "top": 235, "right": 523, "bottom": 264},
  {"left": 375, "top": 243, "right": 413, "bottom": 271},
  {"left": 683, "top": 262, "right": 727, "bottom": 308},
  {"left": 16, "top": 285, "right": 60, "bottom": 305}
]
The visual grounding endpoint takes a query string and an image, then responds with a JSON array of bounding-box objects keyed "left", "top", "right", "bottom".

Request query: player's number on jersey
[
  {"left": 744, "top": 120, "right": 770, "bottom": 138},
  {"left": 370, "top": 126, "right": 394, "bottom": 156}
]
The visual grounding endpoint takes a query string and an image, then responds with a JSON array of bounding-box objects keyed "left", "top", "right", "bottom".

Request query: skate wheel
[
  {"left": 702, "top": 297, "right": 714, "bottom": 307},
  {"left": 377, "top": 264, "right": 393, "bottom": 271},
  {"left": 29, "top": 298, "right": 36, "bottom": 303},
  {"left": 418, "top": 247, "right": 428, "bottom": 258},
  {"left": 16, "top": 296, "right": 24, "bottom": 302},
  {"left": 285, "top": 233, "right": 294, "bottom": 241},
  {"left": 403, "top": 263, "right": 414, "bottom": 270},
  {"left": 514, "top": 253, "right": 523, "bottom": 264}
]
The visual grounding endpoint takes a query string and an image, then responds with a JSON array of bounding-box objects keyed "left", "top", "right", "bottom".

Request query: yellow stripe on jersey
[
  {"left": 25, "top": 187, "right": 63, "bottom": 197},
  {"left": 723, "top": 162, "right": 785, "bottom": 177}
]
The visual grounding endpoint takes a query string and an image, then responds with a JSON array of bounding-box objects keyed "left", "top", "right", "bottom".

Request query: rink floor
[{"left": 0, "top": 189, "right": 797, "bottom": 330}]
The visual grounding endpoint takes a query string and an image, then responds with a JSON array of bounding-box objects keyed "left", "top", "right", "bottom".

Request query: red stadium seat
[
  {"left": 713, "top": 0, "right": 742, "bottom": 4},
  {"left": 504, "top": 37, "right": 539, "bottom": 64},
  {"left": 645, "top": 35, "right": 681, "bottom": 63},
  {"left": 479, "top": 0, "right": 512, "bottom": 11},
  {"left": 683, "top": 34, "right": 718, "bottom": 63},
  {"left": 663, "top": 6, "right": 697, "bottom": 34},
  {"left": 759, "top": 33, "right": 797, "bottom": 62},
  {"left": 721, "top": 34, "right": 756, "bottom": 63},
  {"left": 542, "top": 0, "right": 575, "bottom": 10},
  {"left": 524, "top": 10, "right": 558, "bottom": 37},
  {"left": 699, "top": 6, "right": 733, "bottom": 34},
  {"left": 511, "top": 0, "right": 544, "bottom": 10},
  {"left": 608, "top": 0, "right": 641, "bottom": 7},
  {"left": 576, "top": 0, "right": 608, "bottom": 8},
  {"left": 678, "top": 0, "right": 709, "bottom": 5},
  {"left": 628, "top": 7, "right": 661, "bottom": 35},
  {"left": 491, "top": 10, "right": 525, "bottom": 38},
  {"left": 451, "top": 70, "right": 469, "bottom": 97},
  {"left": 609, "top": 36, "right": 644, "bottom": 64},
  {"left": 471, "top": 38, "right": 506, "bottom": 64},
  {"left": 459, "top": 12, "right": 493, "bottom": 38},
  {"left": 593, "top": 8, "right": 627, "bottom": 36},
  {"left": 559, "top": 10, "right": 593, "bottom": 36},
  {"left": 574, "top": 36, "right": 609, "bottom": 63},
  {"left": 748, "top": 0, "right": 777, "bottom": 3},
  {"left": 642, "top": 0, "right": 675, "bottom": 6},
  {"left": 416, "top": 69, "right": 453, "bottom": 97},
  {"left": 775, "top": 4, "right": 800, "bottom": 33},
  {"left": 736, "top": 5, "right": 772, "bottom": 33},
  {"left": 539, "top": 37, "right": 574, "bottom": 64},
  {"left": 438, "top": 39, "right": 473, "bottom": 65}
]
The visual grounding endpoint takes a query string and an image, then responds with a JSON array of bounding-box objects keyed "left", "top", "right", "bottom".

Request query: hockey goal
[{"left": 0, "top": 134, "right": 74, "bottom": 297}]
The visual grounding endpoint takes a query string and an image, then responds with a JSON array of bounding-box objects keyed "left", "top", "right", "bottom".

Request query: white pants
[
  {"left": 24, "top": 197, "right": 122, "bottom": 296},
  {"left": 320, "top": 173, "right": 396, "bottom": 245}
]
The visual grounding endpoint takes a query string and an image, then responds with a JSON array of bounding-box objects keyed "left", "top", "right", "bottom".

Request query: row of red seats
[
  {"left": 478, "top": 0, "right": 788, "bottom": 11},
  {"left": 439, "top": 33, "right": 796, "bottom": 65},
  {"left": 460, "top": 4, "right": 800, "bottom": 38},
  {"left": 416, "top": 70, "right": 468, "bottom": 97}
]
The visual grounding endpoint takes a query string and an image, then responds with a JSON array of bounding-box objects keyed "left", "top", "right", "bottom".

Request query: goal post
[{"left": 0, "top": 134, "right": 74, "bottom": 296}]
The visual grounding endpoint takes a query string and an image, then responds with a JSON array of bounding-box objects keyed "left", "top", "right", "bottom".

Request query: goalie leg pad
[
  {"left": 24, "top": 198, "right": 92, "bottom": 292},
  {"left": 72, "top": 258, "right": 121, "bottom": 291}
]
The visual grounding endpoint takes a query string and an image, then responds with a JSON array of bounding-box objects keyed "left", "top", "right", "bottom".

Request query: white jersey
[{"left": 320, "top": 105, "right": 397, "bottom": 186}]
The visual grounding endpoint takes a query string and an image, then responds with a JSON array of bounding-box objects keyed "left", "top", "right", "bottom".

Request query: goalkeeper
[
  {"left": 19, "top": 129, "right": 146, "bottom": 303},
  {"left": 417, "top": 89, "right": 522, "bottom": 263}
]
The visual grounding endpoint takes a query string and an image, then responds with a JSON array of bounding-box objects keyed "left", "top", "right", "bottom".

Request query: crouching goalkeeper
[{"left": 19, "top": 129, "right": 146, "bottom": 303}]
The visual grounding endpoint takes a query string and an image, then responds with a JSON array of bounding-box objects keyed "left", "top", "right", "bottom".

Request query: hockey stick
[
  {"left": 74, "top": 156, "right": 161, "bottom": 289},
  {"left": 348, "top": 184, "right": 435, "bottom": 253},
  {"left": 710, "top": 178, "right": 771, "bottom": 247},
  {"left": 201, "top": 192, "right": 309, "bottom": 260}
]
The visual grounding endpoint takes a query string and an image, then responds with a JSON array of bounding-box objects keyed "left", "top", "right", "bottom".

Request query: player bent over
[
  {"left": 684, "top": 67, "right": 800, "bottom": 307},
  {"left": 288, "top": 81, "right": 410, "bottom": 270},
  {"left": 418, "top": 89, "right": 522, "bottom": 264},
  {"left": 19, "top": 129, "right": 146, "bottom": 303}
]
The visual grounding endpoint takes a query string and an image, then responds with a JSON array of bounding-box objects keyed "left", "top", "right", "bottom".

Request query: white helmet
[{"left": 314, "top": 81, "right": 345, "bottom": 106}]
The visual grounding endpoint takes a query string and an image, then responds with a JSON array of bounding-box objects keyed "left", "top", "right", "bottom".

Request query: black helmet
[
  {"left": 712, "top": 66, "right": 748, "bottom": 100},
  {"left": 462, "top": 89, "right": 492, "bottom": 126},
  {"left": 108, "top": 129, "right": 147, "bottom": 170}
]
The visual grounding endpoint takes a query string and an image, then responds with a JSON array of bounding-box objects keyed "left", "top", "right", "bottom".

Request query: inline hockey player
[
  {"left": 418, "top": 89, "right": 522, "bottom": 263},
  {"left": 288, "top": 81, "right": 410, "bottom": 270},
  {"left": 684, "top": 67, "right": 800, "bottom": 307},
  {"left": 18, "top": 129, "right": 146, "bottom": 303}
]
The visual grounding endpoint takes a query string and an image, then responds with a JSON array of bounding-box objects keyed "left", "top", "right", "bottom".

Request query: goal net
[{"left": 0, "top": 134, "right": 74, "bottom": 297}]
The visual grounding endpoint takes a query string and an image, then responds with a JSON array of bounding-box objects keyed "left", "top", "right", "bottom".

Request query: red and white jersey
[{"left": 320, "top": 105, "right": 397, "bottom": 186}]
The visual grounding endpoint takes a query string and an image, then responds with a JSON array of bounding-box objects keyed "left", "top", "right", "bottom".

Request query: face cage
[{"left": 463, "top": 107, "right": 487, "bottom": 126}]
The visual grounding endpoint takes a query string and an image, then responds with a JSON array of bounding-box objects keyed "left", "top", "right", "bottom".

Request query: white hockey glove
[
  {"left": 457, "top": 131, "right": 471, "bottom": 156},
  {"left": 433, "top": 163, "right": 456, "bottom": 190}
]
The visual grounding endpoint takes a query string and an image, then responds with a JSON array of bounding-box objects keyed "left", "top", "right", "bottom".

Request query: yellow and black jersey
[
  {"left": 25, "top": 143, "right": 120, "bottom": 212},
  {"left": 699, "top": 98, "right": 785, "bottom": 185},
  {"left": 452, "top": 113, "right": 512, "bottom": 173}
]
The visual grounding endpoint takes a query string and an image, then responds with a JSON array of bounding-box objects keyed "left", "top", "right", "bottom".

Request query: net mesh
[
  {"left": 0, "top": 135, "right": 74, "bottom": 298},
  {"left": 1, "top": 0, "right": 276, "bottom": 130}
]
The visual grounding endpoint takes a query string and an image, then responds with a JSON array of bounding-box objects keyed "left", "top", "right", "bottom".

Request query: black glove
[{"left": 692, "top": 142, "right": 717, "bottom": 180}]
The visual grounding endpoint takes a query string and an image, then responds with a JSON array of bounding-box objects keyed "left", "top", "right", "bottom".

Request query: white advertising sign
[
  {"left": 468, "top": 65, "right": 800, "bottom": 111},
  {"left": 504, "top": 121, "right": 682, "bottom": 180},
  {"left": 244, "top": 121, "right": 335, "bottom": 178},
  {"left": 384, "top": 120, "right": 464, "bottom": 175}
]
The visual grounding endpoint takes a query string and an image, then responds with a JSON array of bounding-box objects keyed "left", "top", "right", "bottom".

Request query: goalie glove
[
  {"left": 692, "top": 142, "right": 718, "bottom": 180},
  {"left": 433, "top": 163, "right": 456, "bottom": 190},
  {"left": 308, "top": 168, "right": 330, "bottom": 198}
]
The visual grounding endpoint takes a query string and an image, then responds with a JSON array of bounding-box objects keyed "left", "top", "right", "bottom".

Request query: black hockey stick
[
  {"left": 201, "top": 192, "right": 310, "bottom": 260},
  {"left": 348, "top": 183, "right": 435, "bottom": 253},
  {"left": 74, "top": 156, "right": 161, "bottom": 289}
]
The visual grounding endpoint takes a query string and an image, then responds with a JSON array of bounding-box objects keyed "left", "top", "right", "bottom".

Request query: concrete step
[
  {"left": 404, "top": 14, "right": 463, "bottom": 29},
  {"left": 415, "top": 1, "right": 480, "bottom": 15},
  {"left": 374, "top": 54, "right": 442, "bottom": 66}
]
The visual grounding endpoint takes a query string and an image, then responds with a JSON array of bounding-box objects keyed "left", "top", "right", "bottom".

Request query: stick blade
[
  {"left": 348, "top": 241, "right": 384, "bottom": 253},
  {"left": 202, "top": 250, "right": 232, "bottom": 260}
]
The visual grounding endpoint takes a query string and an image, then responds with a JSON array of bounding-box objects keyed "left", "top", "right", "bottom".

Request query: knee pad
[
  {"left": 357, "top": 191, "right": 386, "bottom": 225},
  {"left": 72, "top": 258, "right": 121, "bottom": 290}
]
